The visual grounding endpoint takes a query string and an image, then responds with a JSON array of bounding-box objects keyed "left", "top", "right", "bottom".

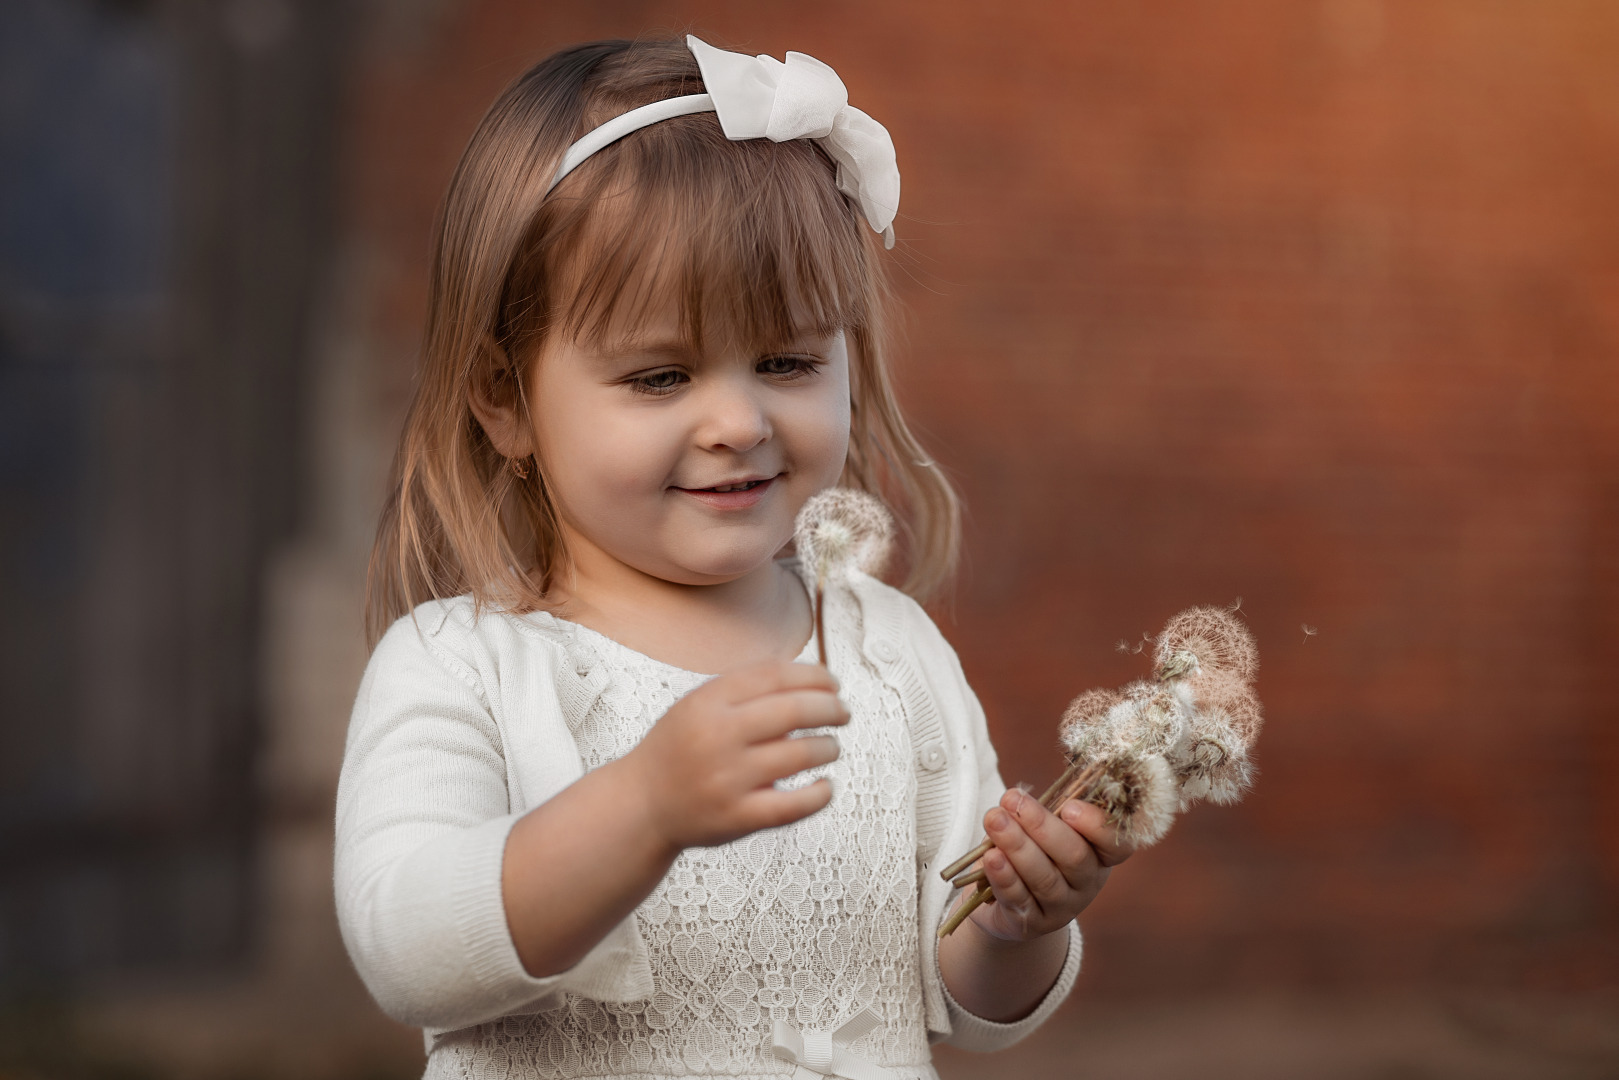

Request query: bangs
[{"left": 500, "top": 111, "right": 876, "bottom": 357}]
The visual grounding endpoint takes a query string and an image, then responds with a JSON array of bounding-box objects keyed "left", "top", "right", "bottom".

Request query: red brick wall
[{"left": 346, "top": 0, "right": 1619, "bottom": 993}]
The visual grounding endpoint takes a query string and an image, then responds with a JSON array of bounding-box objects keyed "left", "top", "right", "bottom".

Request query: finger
[
  {"left": 1057, "top": 798, "right": 1135, "bottom": 867},
  {"left": 714, "top": 659, "right": 838, "bottom": 705},
  {"left": 742, "top": 733, "right": 841, "bottom": 787},
  {"left": 1000, "top": 788, "right": 1098, "bottom": 892},
  {"left": 737, "top": 777, "right": 834, "bottom": 830},
  {"left": 737, "top": 688, "right": 850, "bottom": 742},
  {"left": 983, "top": 802, "right": 1068, "bottom": 908},
  {"left": 977, "top": 836, "right": 1038, "bottom": 935}
]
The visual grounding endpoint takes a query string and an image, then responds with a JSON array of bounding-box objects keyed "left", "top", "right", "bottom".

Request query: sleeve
[
  {"left": 333, "top": 612, "right": 650, "bottom": 1031},
  {"left": 939, "top": 923, "right": 1083, "bottom": 1051},
  {"left": 905, "top": 598, "right": 1085, "bottom": 1051}
]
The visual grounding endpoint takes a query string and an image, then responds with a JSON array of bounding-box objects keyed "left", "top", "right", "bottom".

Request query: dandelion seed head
[
  {"left": 793, "top": 487, "right": 895, "bottom": 583},
  {"left": 1192, "top": 671, "right": 1264, "bottom": 745},
  {"left": 1085, "top": 751, "right": 1179, "bottom": 847},
  {"left": 1155, "top": 606, "right": 1258, "bottom": 684},
  {"left": 1168, "top": 711, "right": 1255, "bottom": 809},
  {"left": 1058, "top": 688, "right": 1124, "bottom": 760},
  {"left": 1114, "top": 680, "right": 1192, "bottom": 756}
]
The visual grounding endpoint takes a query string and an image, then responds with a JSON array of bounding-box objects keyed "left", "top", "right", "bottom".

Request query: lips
[
  {"left": 676, "top": 474, "right": 778, "bottom": 510},
  {"left": 698, "top": 478, "right": 768, "bottom": 493}
]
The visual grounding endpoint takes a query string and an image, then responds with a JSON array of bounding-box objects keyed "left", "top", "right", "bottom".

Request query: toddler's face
[{"left": 528, "top": 306, "right": 851, "bottom": 587}]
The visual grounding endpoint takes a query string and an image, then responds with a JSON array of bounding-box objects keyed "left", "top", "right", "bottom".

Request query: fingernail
[
  {"left": 1060, "top": 803, "right": 1082, "bottom": 825},
  {"left": 1002, "top": 789, "right": 1025, "bottom": 814},
  {"left": 986, "top": 808, "right": 1009, "bottom": 830}
]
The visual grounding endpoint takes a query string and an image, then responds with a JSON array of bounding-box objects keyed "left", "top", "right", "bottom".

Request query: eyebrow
[{"left": 590, "top": 336, "right": 690, "bottom": 365}]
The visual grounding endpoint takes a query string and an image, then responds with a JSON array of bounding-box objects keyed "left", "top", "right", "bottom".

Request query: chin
[{"left": 659, "top": 542, "right": 784, "bottom": 585}]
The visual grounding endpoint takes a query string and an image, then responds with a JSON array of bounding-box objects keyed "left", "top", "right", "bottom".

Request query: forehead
[{"left": 538, "top": 130, "right": 872, "bottom": 356}]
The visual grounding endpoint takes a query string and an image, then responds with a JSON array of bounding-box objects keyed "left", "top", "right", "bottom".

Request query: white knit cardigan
[{"left": 335, "top": 569, "right": 1082, "bottom": 1054}]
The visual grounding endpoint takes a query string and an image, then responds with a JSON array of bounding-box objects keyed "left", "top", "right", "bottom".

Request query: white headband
[{"left": 546, "top": 35, "right": 900, "bottom": 249}]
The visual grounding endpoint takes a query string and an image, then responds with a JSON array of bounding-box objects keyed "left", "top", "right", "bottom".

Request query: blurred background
[{"left": 2, "top": 0, "right": 1616, "bottom": 1077}]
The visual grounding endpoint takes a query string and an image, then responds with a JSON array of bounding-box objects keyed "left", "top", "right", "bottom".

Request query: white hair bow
[
  {"left": 546, "top": 36, "right": 900, "bottom": 249},
  {"left": 686, "top": 35, "right": 899, "bottom": 248}
]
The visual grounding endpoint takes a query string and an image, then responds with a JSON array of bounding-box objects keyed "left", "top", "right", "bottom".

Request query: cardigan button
[
  {"left": 917, "top": 740, "right": 947, "bottom": 772},
  {"left": 870, "top": 638, "right": 899, "bottom": 663}
]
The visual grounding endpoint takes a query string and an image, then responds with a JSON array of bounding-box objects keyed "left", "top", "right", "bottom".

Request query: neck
[{"left": 541, "top": 524, "right": 812, "bottom": 675}]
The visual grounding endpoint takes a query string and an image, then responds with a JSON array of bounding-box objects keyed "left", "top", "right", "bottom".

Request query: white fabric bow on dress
[
  {"left": 770, "top": 1008, "right": 898, "bottom": 1080},
  {"left": 546, "top": 36, "right": 900, "bottom": 249}
]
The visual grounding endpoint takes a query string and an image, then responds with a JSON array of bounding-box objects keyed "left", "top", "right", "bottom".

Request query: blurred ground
[
  {"left": 933, "top": 990, "right": 1619, "bottom": 1080},
  {"left": 6, "top": 984, "right": 1618, "bottom": 1078}
]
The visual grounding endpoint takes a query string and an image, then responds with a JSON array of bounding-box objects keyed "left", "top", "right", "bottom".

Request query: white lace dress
[{"left": 425, "top": 610, "right": 938, "bottom": 1080}]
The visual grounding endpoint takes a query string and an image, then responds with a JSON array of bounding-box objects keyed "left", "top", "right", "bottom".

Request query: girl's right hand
[{"left": 622, "top": 660, "right": 847, "bottom": 853}]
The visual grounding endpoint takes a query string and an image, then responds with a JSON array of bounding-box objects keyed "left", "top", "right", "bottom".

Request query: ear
[{"left": 466, "top": 335, "right": 535, "bottom": 459}]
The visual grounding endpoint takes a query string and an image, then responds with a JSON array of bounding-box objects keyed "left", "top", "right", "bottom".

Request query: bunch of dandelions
[
  {"left": 937, "top": 605, "right": 1263, "bottom": 938},
  {"left": 793, "top": 487, "right": 895, "bottom": 668}
]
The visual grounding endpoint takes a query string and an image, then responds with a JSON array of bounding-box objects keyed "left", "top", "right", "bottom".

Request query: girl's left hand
[{"left": 966, "top": 787, "right": 1135, "bottom": 941}]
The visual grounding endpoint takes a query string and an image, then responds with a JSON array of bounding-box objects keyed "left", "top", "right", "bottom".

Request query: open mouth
[
  {"left": 677, "top": 475, "right": 778, "bottom": 509},
  {"left": 699, "top": 479, "right": 769, "bottom": 493}
]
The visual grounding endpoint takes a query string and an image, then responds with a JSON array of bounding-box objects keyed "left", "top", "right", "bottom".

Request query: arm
[
  {"left": 503, "top": 660, "right": 847, "bottom": 977},
  {"left": 336, "top": 615, "right": 847, "bottom": 1029},
  {"left": 937, "top": 791, "right": 1131, "bottom": 1021}
]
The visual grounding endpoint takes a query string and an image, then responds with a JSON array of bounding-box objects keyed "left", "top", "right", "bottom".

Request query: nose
[{"left": 693, "top": 374, "right": 771, "bottom": 452}]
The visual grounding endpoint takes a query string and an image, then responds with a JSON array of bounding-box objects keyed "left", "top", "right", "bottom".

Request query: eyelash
[{"left": 626, "top": 355, "right": 821, "bottom": 396}]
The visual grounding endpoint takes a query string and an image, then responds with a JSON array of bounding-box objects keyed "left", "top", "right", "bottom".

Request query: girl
[{"left": 337, "top": 34, "right": 1133, "bottom": 1080}]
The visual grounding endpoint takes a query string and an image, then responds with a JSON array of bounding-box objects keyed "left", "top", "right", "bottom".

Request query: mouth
[
  {"left": 696, "top": 478, "right": 769, "bottom": 493},
  {"left": 675, "top": 474, "right": 779, "bottom": 510}
]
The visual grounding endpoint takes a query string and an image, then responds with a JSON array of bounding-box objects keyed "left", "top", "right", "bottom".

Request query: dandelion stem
[
  {"left": 938, "top": 882, "right": 995, "bottom": 938},
  {"left": 938, "top": 840, "right": 994, "bottom": 884},
  {"left": 949, "top": 761, "right": 1108, "bottom": 889},
  {"left": 813, "top": 573, "right": 828, "bottom": 670},
  {"left": 1039, "top": 757, "right": 1092, "bottom": 806},
  {"left": 950, "top": 867, "right": 984, "bottom": 889},
  {"left": 938, "top": 757, "right": 1098, "bottom": 883}
]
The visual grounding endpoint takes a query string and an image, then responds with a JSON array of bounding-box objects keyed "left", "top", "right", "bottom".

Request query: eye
[
  {"left": 757, "top": 354, "right": 820, "bottom": 380},
  {"left": 627, "top": 368, "right": 688, "bottom": 396}
]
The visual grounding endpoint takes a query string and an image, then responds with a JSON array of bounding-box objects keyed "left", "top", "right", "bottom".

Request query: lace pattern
[{"left": 428, "top": 598, "right": 934, "bottom": 1079}]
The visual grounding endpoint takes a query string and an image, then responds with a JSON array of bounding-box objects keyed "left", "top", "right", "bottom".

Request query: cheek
[
  {"left": 797, "top": 397, "right": 851, "bottom": 485},
  {"left": 532, "top": 387, "right": 677, "bottom": 516},
  {"left": 771, "top": 351, "right": 852, "bottom": 487},
  {"left": 804, "top": 369, "right": 852, "bottom": 482}
]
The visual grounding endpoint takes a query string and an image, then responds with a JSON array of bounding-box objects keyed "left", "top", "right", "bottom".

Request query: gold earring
[{"left": 509, "top": 455, "right": 531, "bottom": 480}]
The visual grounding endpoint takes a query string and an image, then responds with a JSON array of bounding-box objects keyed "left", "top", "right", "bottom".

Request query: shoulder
[
  {"left": 376, "top": 594, "right": 577, "bottom": 651},
  {"left": 369, "top": 594, "right": 575, "bottom": 691}
]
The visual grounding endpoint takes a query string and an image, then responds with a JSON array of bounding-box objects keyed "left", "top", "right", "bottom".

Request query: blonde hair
[{"left": 364, "top": 37, "right": 960, "bottom": 649}]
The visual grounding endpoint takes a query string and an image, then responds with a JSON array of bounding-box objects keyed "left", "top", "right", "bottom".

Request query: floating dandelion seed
[
  {"left": 1301, "top": 623, "right": 1318, "bottom": 643},
  {"left": 939, "top": 603, "right": 1265, "bottom": 938},
  {"left": 793, "top": 488, "right": 895, "bottom": 668}
]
